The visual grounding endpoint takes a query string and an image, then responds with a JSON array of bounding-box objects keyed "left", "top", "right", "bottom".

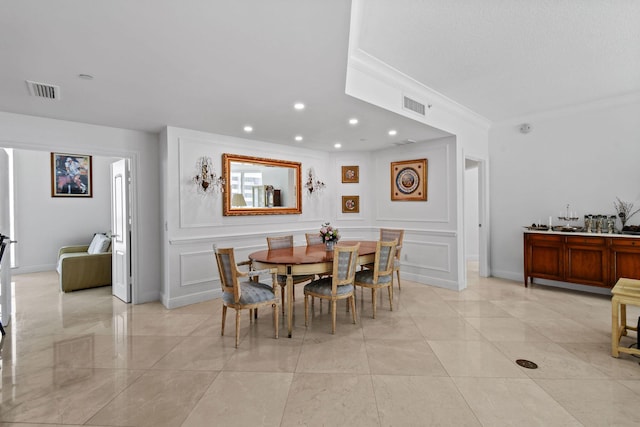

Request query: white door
[
  {"left": 0, "top": 149, "right": 12, "bottom": 327},
  {"left": 111, "top": 159, "right": 131, "bottom": 303}
]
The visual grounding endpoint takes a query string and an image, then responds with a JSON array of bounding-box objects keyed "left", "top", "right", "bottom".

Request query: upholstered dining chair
[
  {"left": 214, "top": 246, "right": 280, "bottom": 348},
  {"left": 304, "top": 243, "right": 360, "bottom": 334},
  {"left": 354, "top": 239, "right": 397, "bottom": 319},
  {"left": 305, "top": 232, "right": 324, "bottom": 245},
  {"left": 380, "top": 228, "right": 404, "bottom": 291},
  {"left": 266, "top": 235, "right": 314, "bottom": 312}
]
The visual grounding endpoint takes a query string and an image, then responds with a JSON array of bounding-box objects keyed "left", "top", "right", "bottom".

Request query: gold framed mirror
[{"left": 222, "top": 153, "right": 302, "bottom": 216}]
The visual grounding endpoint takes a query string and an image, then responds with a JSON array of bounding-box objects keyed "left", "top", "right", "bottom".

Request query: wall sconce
[
  {"left": 304, "top": 167, "right": 325, "bottom": 196},
  {"left": 193, "top": 156, "right": 224, "bottom": 195}
]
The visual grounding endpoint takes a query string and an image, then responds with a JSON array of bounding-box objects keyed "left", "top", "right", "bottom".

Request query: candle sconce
[
  {"left": 193, "top": 156, "right": 225, "bottom": 195},
  {"left": 304, "top": 167, "right": 325, "bottom": 196},
  {"left": 558, "top": 203, "right": 579, "bottom": 228}
]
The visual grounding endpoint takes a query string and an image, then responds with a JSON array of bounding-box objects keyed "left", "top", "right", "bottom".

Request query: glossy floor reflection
[{"left": 1, "top": 266, "right": 640, "bottom": 426}]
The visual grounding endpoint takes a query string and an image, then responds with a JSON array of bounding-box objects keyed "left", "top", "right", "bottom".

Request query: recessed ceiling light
[
  {"left": 78, "top": 74, "right": 94, "bottom": 80},
  {"left": 243, "top": 125, "right": 253, "bottom": 133},
  {"left": 334, "top": 143, "right": 342, "bottom": 149},
  {"left": 388, "top": 129, "right": 397, "bottom": 136},
  {"left": 294, "top": 102, "right": 305, "bottom": 110},
  {"left": 349, "top": 118, "right": 358, "bottom": 125},
  {"left": 295, "top": 135, "right": 303, "bottom": 142}
]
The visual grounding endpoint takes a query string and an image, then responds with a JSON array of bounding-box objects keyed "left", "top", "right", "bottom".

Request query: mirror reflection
[{"left": 222, "top": 153, "right": 301, "bottom": 216}]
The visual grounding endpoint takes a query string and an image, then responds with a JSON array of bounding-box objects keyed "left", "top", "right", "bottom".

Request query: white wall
[
  {"left": 371, "top": 137, "right": 461, "bottom": 289},
  {"left": 11, "top": 149, "right": 115, "bottom": 273},
  {"left": 489, "top": 99, "right": 640, "bottom": 284},
  {"left": 0, "top": 111, "right": 161, "bottom": 303},
  {"left": 161, "top": 127, "right": 333, "bottom": 308}
]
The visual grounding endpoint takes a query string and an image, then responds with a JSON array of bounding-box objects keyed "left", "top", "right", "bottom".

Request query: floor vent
[
  {"left": 26, "top": 80, "right": 61, "bottom": 100},
  {"left": 516, "top": 359, "right": 538, "bottom": 369},
  {"left": 403, "top": 95, "right": 426, "bottom": 115}
]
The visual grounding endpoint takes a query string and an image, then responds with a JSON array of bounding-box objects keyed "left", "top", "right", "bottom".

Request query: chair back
[
  {"left": 305, "top": 233, "right": 324, "bottom": 245},
  {"left": 214, "top": 246, "right": 241, "bottom": 303},
  {"left": 267, "top": 235, "right": 294, "bottom": 250},
  {"left": 372, "top": 239, "right": 397, "bottom": 282},
  {"left": 380, "top": 228, "right": 404, "bottom": 258},
  {"left": 330, "top": 243, "right": 360, "bottom": 294}
]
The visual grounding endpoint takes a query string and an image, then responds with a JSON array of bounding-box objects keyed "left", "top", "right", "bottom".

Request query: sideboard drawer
[
  {"left": 566, "top": 236, "right": 606, "bottom": 246},
  {"left": 527, "top": 234, "right": 563, "bottom": 243},
  {"left": 610, "top": 238, "right": 640, "bottom": 248}
]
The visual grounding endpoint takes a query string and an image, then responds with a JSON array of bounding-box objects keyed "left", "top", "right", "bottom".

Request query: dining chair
[
  {"left": 354, "top": 239, "right": 397, "bottom": 319},
  {"left": 214, "top": 246, "right": 280, "bottom": 348},
  {"left": 304, "top": 243, "right": 360, "bottom": 334},
  {"left": 266, "top": 235, "right": 314, "bottom": 312},
  {"left": 305, "top": 232, "right": 324, "bottom": 245},
  {"left": 380, "top": 228, "right": 404, "bottom": 291}
]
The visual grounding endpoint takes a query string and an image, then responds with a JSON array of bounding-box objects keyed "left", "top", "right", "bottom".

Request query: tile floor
[{"left": 1, "top": 265, "right": 640, "bottom": 426}]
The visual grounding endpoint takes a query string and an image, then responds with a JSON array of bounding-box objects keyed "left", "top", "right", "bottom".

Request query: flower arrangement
[
  {"left": 614, "top": 197, "right": 640, "bottom": 229},
  {"left": 320, "top": 222, "right": 339, "bottom": 243}
]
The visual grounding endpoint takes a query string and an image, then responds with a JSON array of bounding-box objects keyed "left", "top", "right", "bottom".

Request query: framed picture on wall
[
  {"left": 341, "top": 195, "right": 360, "bottom": 213},
  {"left": 51, "top": 152, "right": 93, "bottom": 197},
  {"left": 341, "top": 165, "right": 359, "bottom": 183},
  {"left": 391, "top": 158, "right": 427, "bottom": 201}
]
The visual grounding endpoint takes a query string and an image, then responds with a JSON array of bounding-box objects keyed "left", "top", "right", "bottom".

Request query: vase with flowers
[{"left": 320, "top": 222, "right": 339, "bottom": 251}]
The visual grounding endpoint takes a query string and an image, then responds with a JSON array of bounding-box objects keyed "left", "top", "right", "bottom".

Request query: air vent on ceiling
[
  {"left": 403, "top": 95, "right": 426, "bottom": 116},
  {"left": 393, "top": 139, "right": 416, "bottom": 146},
  {"left": 26, "top": 80, "right": 61, "bottom": 100}
]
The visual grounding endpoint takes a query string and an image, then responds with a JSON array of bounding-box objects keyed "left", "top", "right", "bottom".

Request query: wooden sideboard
[{"left": 523, "top": 231, "right": 640, "bottom": 288}]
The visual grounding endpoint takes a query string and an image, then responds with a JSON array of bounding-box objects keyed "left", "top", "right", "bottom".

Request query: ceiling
[{"left": 1, "top": 1, "right": 638, "bottom": 152}]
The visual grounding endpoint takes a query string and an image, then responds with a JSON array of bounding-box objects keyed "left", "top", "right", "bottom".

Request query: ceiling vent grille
[
  {"left": 26, "top": 80, "right": 61, "bottom": 100},
  {"left": 393, "top": 139, "right": 416, "bottom": 146},
  {"left": 403, "top": 95, "right": 426, "bottom": 116}
]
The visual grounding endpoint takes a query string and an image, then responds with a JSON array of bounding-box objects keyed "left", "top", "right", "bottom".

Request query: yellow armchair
[{"left": 57, "top": 244, "right": 112, "bottom": 292}]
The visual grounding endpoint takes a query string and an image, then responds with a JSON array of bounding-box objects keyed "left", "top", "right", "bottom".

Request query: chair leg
[
  {"left": 387, "top": 285, "right": 393, "bottom": 311},
  {"left": 221, "top": 305, "right": 227, "bottom": 336},
  {"left": 396, "top": 269, "right": 401, "bottom": 290},
  {"left": 372, "top": 288, "right": 377, "bottom": 319},
  {"left": 273, "top": 303, "right": 279, "bottom": 339},
  {"left": 235, "top": 309, "right": 241, "bottom": 348},
  {"left": 304, "top": 294, "right": 309, "bottom": 327},
  {"left": 331, "top": 300, "right": 337, "bottom": 334},
  {"left": 350, "top": 296, "right": 357, "bottom": 324},
  {"left": 281, "top": 286, "right": 285, "bottom": 315}
]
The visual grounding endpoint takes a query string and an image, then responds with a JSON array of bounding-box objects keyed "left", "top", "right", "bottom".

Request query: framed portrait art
[
  {"left": 341, "top": 165, "right": 359, "bottom": 183},
  {"left": 51, "top": 152, "right": 93, "bottom": 197},
  {"left": 341, "top": 195, "right": 360, "bottom": 213},
  {"left": 391, "top": 158, "right": 427, "bottom": 201}
]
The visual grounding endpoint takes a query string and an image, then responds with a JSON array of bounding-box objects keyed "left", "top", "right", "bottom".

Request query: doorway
[
  {"left": 3, "top": 148, "right": 137, "bottom": 302},
  {"left": 464, "top": 157, "right": 489, "bottom": 279}
]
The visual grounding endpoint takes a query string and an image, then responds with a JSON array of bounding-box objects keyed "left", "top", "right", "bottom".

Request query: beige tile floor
[{"left": 1, "top": 265, "right": 640, "bottom": 426}]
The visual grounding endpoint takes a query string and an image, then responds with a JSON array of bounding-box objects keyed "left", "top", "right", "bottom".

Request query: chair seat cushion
[
  {"left": 223, "top": 281, "right": 276, "bottom": 305},
  {"left": 355, "top": 270, "right": 392, "bottom": 285},
  {"left": 304, "top": 278, "right": 353, "bottom": 296}
]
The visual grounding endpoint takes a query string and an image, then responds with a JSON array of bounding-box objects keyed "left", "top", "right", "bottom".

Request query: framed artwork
[
  {"left": 341, "top": 165, "right": 359, "bottom": 183},
  {"left": 51, "top": 152, "right": 93, "bottom": 197},
  {"left": 342, "top": 195, "right": 360, "bottom": 213},
  {"left": 391, "top": 158, "right": 427, "bottom": 201}
]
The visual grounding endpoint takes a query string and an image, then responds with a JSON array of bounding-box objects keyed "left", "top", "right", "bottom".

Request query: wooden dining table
[{"left": 249, "top": 240, "right": 377, "bottom": 337}]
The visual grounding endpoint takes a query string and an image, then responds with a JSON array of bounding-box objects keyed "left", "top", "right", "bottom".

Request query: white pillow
[{"left": 88, "top": 233, "right": 111, "bottom": 254}]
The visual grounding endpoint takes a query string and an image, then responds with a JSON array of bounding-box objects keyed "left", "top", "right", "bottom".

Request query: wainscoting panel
[{"left": 179, "top": 249, "right": 217, "bottom": 288}]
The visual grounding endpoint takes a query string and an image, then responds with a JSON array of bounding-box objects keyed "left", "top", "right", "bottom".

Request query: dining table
[{"left": 248, "top": 240, "right": 377, "bottom": 337}]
